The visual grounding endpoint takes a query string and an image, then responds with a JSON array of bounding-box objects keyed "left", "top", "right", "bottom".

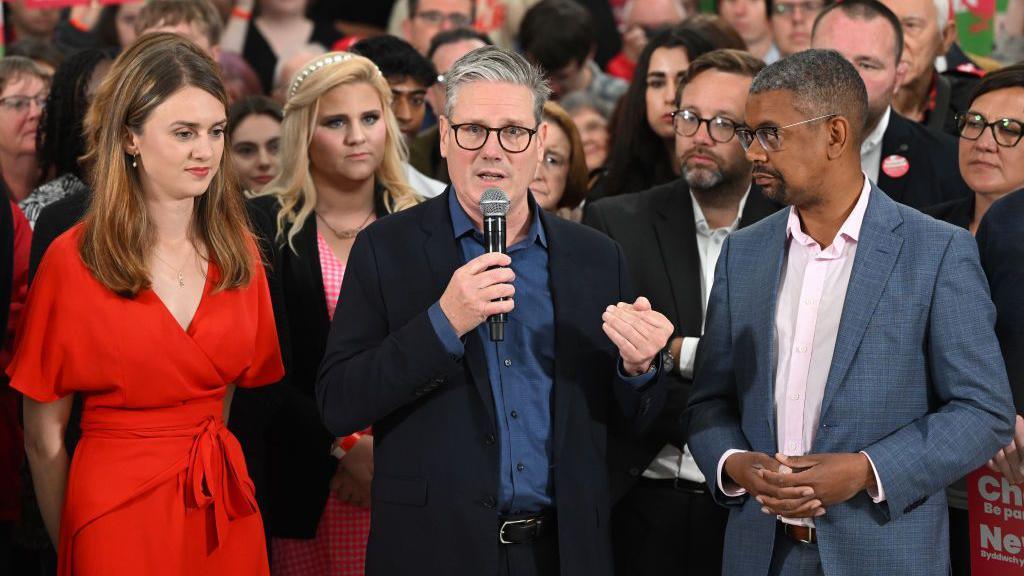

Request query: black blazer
[
  {"left": 582, "top": 180, "right": 782, "bottom": 499},
  {"left": 315, "top": 190, "right": 666, "bottom": 576},
  {"left": 878, "top": 111, "right": 971, "bottom": 210},
  {"left": 245, "top": 193, "right": 391, "bottom": 538},
  {"left": 975, "top": 190, "right": 1024, "bottom": 414},
  {"left": 29, "top": 189, "right": 90, "bottom": 281},
  {"left": 924, "top": 195, "right": 973, "bottom": 230}
]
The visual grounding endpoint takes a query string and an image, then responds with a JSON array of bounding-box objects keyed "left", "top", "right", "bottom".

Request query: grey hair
[
  {"left": 444, "top": 45, "right": 552, "bottom": 124},
  {"left": 750, "top": 49, "right": 868, "bottom": 139},
  {"left": 560, "top": 89, "right": 613, "bottom": 119}
]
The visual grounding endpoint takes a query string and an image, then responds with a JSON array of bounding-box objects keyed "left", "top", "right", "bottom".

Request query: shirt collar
[
  {"left": 861, "top": 106, "right": 891, "bottom": 155},
  {"left": 786, "top": 174, "right": 872, "bottom": 253},
  {"left": 690, "top": 185, "right": 751, "bottom": 236},
  {"left": 447, "top": 188, "right": 548, "bottom": 248}
]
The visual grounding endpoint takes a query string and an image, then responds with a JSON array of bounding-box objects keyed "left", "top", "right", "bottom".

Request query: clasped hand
[
  {"left": 723, "top": 451, "right": 877, "bottom": 518},
  {"left": 601, "top": 297, "right": 673, "bottom": 376}
]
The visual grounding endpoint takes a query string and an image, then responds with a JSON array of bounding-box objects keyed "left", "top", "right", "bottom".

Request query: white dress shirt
[
  {"left": 716, "top": 176, "right": 884, "bottom": 527},
  {"left": 860, "top": 107, "right": 891, "bottom": 183},
  {"left": 642, "top": 188, "right": 750, "bottom": 482}
]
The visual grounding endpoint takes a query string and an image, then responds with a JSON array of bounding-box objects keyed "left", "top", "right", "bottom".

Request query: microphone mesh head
[{"left": 480, "top": 188, "right": 510, "bottom": 217}]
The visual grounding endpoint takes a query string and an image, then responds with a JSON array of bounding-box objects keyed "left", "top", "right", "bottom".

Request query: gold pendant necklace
[
  {"left": 152, "top": 250, "right": 190, "bottom": 288},
  {"left": 316, "top": 210, "right": 374, "bottom": 239}
]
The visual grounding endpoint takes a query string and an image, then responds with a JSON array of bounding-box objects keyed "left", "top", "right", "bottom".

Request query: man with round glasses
[
  {"left": 317, "top": 45, "right": 673, "bottom": 576},
  {"left": 686, "top": 49, "right": 1013, "bottom": 576},
  {"left": 585, "top": 49, "right": 781, "bottom": 576}
]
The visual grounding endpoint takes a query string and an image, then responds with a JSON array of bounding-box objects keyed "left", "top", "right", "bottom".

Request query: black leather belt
[
  {"left": 498, "top": 510, "right": 555, "bottom": 545},
  {"left": 639, "top": 476, "right": 708, "bottom": 494}
]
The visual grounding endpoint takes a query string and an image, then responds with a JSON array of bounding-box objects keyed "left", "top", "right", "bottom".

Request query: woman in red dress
[
  {"left": 248, "top": 52, "right": 420, "bottom": 575},
  {"left": 7, "top": 33, "right": 283, "bottom": 575}
]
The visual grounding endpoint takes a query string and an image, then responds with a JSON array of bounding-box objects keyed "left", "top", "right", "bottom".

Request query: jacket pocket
[{"left": 373, "top": 475, "right": 428, "bottom": 507}]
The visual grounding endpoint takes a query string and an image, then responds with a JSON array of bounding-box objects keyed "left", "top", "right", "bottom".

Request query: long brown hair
[
  {"left": 542, "top": 101, "right": 589, "bottom": 210},
  {"left": 80, "top": 32, "right": 253, "bottom": 296},
  {"left": 253, "top": 52, "right": 420, "bottom": 251}
]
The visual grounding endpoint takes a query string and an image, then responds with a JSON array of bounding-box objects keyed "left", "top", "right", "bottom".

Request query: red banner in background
[{"left": 968, "top": 467, "right": 1024, "bottom": 574}]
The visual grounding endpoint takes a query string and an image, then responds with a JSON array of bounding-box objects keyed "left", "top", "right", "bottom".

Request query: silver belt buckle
[{"left": 499, "top": 518, "right": 533, "bottom": 544}]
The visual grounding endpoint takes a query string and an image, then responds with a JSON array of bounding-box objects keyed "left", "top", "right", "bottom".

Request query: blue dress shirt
[{"left": 428, "top": 190, "right": 654, "bottom": 513}]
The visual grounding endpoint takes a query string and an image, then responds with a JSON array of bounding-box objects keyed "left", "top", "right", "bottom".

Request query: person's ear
[
  {"left": 941, "top": 19, "right": 957, "bottom": 55},
  {"left": 123, "top": 129, "right": 138, "bottom": 157},
  {"left": 894, "top": 59, "right": 910, "bottom": 93},
  {"left": 438, "top": 115, "right": 450, "bottom": 159},
  {"left": 825, "top": 115, "right": 851, "bottom": 161},
  {"left": 535, "top": 121, "right": 549, "bottom": 163}
]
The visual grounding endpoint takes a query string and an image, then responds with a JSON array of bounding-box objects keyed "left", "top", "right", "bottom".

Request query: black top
[
  {"left": 583, "top": 179, "right": 783, "bottom": 500},
  {"left": 408, "top": 126, "right": 449, "bottom": 185},
  {"left": 243, "top": 20, "right": 344, "bottom": 94},
  {"left": 975, "top": 189, "right": 1024, "bottom": 414},
  {"left": 877, "top": 111, "right": 972, "bottom": 211},
  {"left": 924, "top": 195, "right": 974, "bottom": 230},
  {"left": 308, "top": 0, "right": 397, "bottom": 28}
]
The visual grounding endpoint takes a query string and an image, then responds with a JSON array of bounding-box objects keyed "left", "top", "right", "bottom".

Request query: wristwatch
[{"left": 662, "top": 347, "right": 675, "bottom": 373}]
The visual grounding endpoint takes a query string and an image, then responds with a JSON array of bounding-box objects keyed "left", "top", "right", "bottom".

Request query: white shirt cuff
[
  {"left": 717, "top": 449, "right": 748, "bottom": 497},
  {"left": 678, "top": 337, "right": 700, "bottom": 379},
  {"left": 860, "top": 451, "right": 886, "bottom": 502}
]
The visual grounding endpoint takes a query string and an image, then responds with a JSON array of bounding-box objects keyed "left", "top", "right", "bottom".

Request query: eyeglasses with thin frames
[
  {"left": 447, "top": 122, "right": 539, "bottom": 153},
  {"left": 773, "top": 0, "right": 825, "bottom": 19},
  {"left": 0, "top": 94, "right": 47, "bottom": 113},
  {"left": 736, "top": 113, "right": 837, "bottom": 152},
  {"left": 956, "top": 111, "right": 1024, "bottom": 148},
  {"left": 414, "top": 10, "right": 474, "bottom": 28}
]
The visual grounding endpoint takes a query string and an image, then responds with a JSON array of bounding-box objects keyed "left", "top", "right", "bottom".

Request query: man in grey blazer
[{"left": 685, "top": 49, "right": 1015, "bottom": 576}]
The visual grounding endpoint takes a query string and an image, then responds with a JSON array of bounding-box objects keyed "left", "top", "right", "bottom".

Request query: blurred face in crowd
[
  {"left": 676, "top": 70, "right": 753, "bottom": 193},
  {"left": 718, "top": 0, "right": 771, "bottom": 49},
  {"left": 231, "top": 113, "right": 281, "bottom": 192},
  {"left": 812, "top": 11, "right": 906, "bottom": 131},
  {"left": 958, "top": 87, "right": 1024, "bottom": 198},
  {"left": 570, "top": 105, "right": 609, "bottom": 171},
  {"left": 0, "top": 74, "right": 47, "bottom": 158},
  {"left": 125, "top": 86, "right": 226, "bottom": 202},
  {"left": 440, "top": 81, "right": 547, "bottom": 221},
  {"left": 309, "top": 82, "right": 388, "bottom": 187},
  {"left": 879, "top": 0, "right": 955, "bottom": 88},
  {"left": 428, "top": 38, "right": 487, "bottom": 116},
  {"left": 530, "top": 120, "right": 571, "bottom": 211},
  {"left": 388, "top": 76, "right": 430, "bottom": 139},
  {"left": 404, "top": 0, "right": 475, "bottom": 55},
  {"left": 771, "top": 0, "right": 825, "bottom": 57},
  {"left": 620, "top": 0, "right": 688, "bottom": 62},
  {"left": 272, "top": 51, "right": 322, "bottom": 104},
  {"left": 646, "top": 46, "right": 690, "bottom": 140},
  {"left": 116, "top": 2, "right": 146, "bottom": 48},
  {"left": 10, "top": 1, "right": 61, "bottom": 39},
  {"left": 743, "top": 90, "right": 833, "bottom": 207},
  {"left": 544, "top": 58, "right": 591, "bottom": 101}
]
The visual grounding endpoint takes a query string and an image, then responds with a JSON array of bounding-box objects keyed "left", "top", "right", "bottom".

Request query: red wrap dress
[{"left": 7, "top": 225, "right": 284, "bottom": 575}]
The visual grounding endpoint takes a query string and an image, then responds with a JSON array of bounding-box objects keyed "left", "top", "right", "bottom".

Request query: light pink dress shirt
[{"left": 716, "top": 176, "right": 884, "bottom": 528}]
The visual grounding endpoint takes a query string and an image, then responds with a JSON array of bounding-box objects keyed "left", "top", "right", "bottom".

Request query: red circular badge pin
[{"left": 882, "top": 154, "right": 910, "bottom": 178}]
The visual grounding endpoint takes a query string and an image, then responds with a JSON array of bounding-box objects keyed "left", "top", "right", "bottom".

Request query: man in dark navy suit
[
  {"left": 316, "top": 46, "right": 672, "bottom": 576},
  {"left": 812, "top": 0, "right": 970, "bottom": 211}
]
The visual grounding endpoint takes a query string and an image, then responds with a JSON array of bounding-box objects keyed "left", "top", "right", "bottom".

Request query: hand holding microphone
[{"left": 438, "top": 188, "right": 514, "bottom": 339}]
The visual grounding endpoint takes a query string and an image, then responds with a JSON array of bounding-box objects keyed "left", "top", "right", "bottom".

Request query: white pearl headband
[{"left": 287, "top": 53, "right": 383, "bottom": 99}]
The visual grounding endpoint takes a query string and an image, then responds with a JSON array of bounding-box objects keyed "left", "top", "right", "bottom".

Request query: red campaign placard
[{"left": 968, "top": 467, "right": 1024, "bottom": 575}]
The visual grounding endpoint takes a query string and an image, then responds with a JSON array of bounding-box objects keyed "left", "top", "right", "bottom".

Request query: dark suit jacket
[
  {"left": 878, "top": 111, "right": 971, "bottom": 210},
  {"left": 582, "top": 179, "right": 782, "bottom": 499},
  {"left": 29, "top": 189, "right": 89, "bottom": 281},
  {"left": 924, "top": 195, "right": 973, "bottom": 230},
  {"left": 315, "top": 189, "right": 666, "bottom": 576},
  {"left": 408, "top": 126, "right": 450, "bottom": 185},
  {"left": 976, "top": 189, "right": 1024, "bottom": 413}
]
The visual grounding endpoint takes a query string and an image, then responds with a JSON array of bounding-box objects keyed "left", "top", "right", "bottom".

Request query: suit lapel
[
  {"left": 294, "top": 216, "right": 331, "bottom": 343},
  {"left": 543, "top": 211, "right": 586, "bottom": 455},
  {"left": 757, "top": 214, "right": 789, "bottom": 442},
  {"left": 653, "top": 183, "right": 703, "bottom": 335},
  {"left": 818, "top": 187, "right": 904, "bottom": 424},
  {"left": 421, "top": 190, "right": 496, "bottom": 425}
]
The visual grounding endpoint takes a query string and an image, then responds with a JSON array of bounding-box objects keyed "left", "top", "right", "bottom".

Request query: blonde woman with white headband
[{"left": 247, "top": 51, "right": 420, "bottom": 576}]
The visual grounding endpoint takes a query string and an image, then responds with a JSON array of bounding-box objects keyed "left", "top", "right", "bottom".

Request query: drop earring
[{"left": 132, "top": 154, "right": 139, "bottom": 168}]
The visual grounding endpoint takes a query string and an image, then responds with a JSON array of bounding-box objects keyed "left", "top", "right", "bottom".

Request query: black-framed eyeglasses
[
  {"left": 0, "top": 94, "right": 47, "bottom": 113},
  {"left": 448, "top": 122, "right": 539, "bottom": 153},
  {"left": 735, "top": 113, "right": 837, "bottom": 152},
  {"left": 773, "top": 0, "right": 825, "bottom": 18},
  {"left": 414, "top": 10, "right": 474, "bottom": 28},
  {"left": 956, "top": 111, "right": 1024, "bottom": 148},
  {"left": 671, "top": 109, "right": 740, "bottom": 143}
]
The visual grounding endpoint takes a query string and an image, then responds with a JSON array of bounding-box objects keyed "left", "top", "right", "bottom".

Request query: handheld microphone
[{"left": 480, "top": 188, "right": 510, "bottom": 342}]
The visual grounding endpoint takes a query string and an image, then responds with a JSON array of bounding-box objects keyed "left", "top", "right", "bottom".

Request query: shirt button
[
  {"left": 791, "top": 393, "right": 800, "bottom": 401},
  {"left": 510, "top": 410, "right": 518, "bottom": 419},
  {"left": 504, "top": 359, "right": 512, "bottom": 367},
  {"left": 788, "top": 441, "right": 799, "bottom": 450},
  {"left": 804, "top": 298, "right": 815, "bottom": 306},
  {"left": 516, "top": 462, "right": 525, "bottom": 472},
  {"left": 797, "top": 345, "right": 808, "bottom": 353}
]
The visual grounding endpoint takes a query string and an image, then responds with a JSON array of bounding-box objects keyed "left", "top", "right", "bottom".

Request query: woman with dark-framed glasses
[
  {"left": 0, "top": 57, "right": 49, "bottom": 202},
  {"left": 925, "top": 63, "right": 1024, "bottom": 235}
]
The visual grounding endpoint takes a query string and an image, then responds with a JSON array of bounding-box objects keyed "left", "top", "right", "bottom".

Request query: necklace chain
[
  {"left": 152, "top": 249, "right": 192, "bottom": 288},
  {"left": 316, "top": 210, "right": 374, "bottom": 239}
]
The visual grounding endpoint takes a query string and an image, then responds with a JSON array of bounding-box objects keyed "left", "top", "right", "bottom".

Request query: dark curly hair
[{"left": 36, "top": 47, "right": 117, "bottom": 181}]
